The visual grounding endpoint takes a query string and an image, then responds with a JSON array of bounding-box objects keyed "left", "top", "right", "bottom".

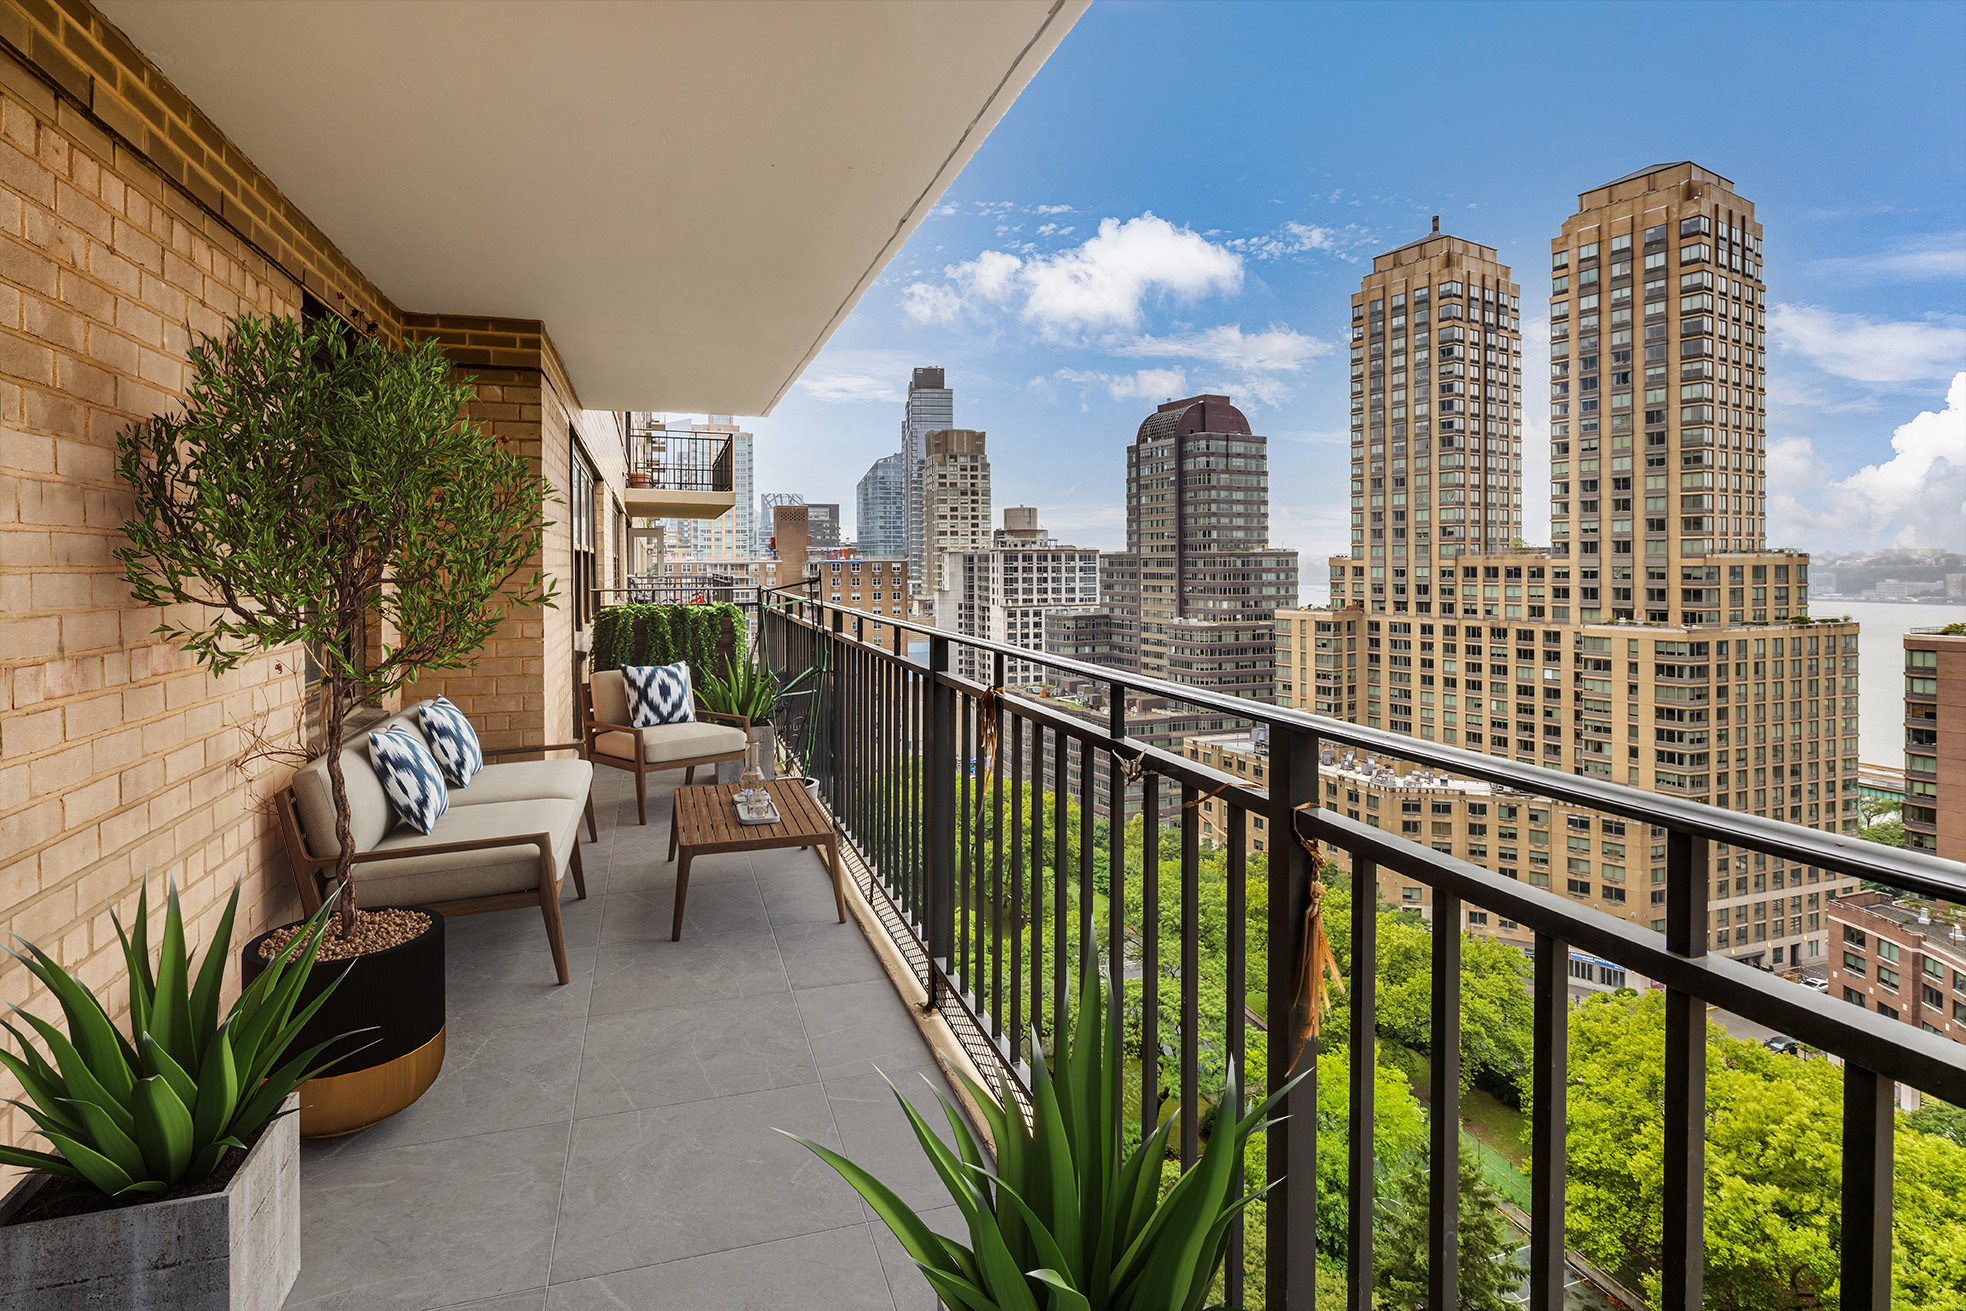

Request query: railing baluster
[
  {"left": 1429, "top": 888, "right": 1461, "bottom": 1311},
  {"left": 1053, "top": 730, "right": 1069, "bottom": 1044},
  {"left": 1268, "top": 721, "right": 1318, "bottom": 1311},
  {"left": 1225, "top": 810, "right": 1248, "bottom": 1311},
  {"left": 926, "top": 635, "right": 954, "bottom": 1005},
  {"left": 992, "top": 652, "right": 1006, "bottom": 1040},
  {"left": 1841, "top": 1065, "right": 1894, "bottom": 1311},
  {"left": 1662, "top": 829, "right": 1708, "bottom": 1311},
  {"left": 1107, "top": 686, "right": 1125, "bottom": 998},
  {"left": 1078, "top": 737, "right": 1095, "bottom": 969},
  {"left": 1530, "top": 931, "right": 1568, "bottom": 1311},
  {"left": 1180, "top": 781, "right": 1200, "bottom": 1171},
  {"left": 1348, "top": 856, "right": 1377, "bottom": 1311},
  {"left": 960, "top": 692, "right": 973, "bottom": 986},
  {"left": 1032, "top": 725, "right": 1046, "bottom": 1053},
  {"left": 1011, "top": 713, "right": 1025, "bottom": 1058},
  {"left": 1141, "top": 771, "right": 1160, "bottom": 1148}
]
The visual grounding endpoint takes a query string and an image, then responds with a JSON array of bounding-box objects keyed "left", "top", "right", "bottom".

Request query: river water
[{"left": 1812, "top": 599, "right": 1966, "bottom": 766}]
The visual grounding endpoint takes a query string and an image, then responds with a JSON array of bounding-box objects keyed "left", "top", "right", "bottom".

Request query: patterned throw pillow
[
  {"left": 368, "top": 727, "right": 449, "bottom": 835},
  {"left": 622, "top": 662, "right": 695, "bottom": 728},
  {"left": 418, "top": 696, "right": 484, "bottom": 787}
]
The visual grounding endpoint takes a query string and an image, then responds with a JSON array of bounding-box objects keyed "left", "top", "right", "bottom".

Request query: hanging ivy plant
[{"left": 591, "top": 601, "right": 745, "bottom": 674}]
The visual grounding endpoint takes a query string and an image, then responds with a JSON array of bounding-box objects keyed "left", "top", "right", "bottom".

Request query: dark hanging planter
[{"left": 241, "top": 909, "right": 446, "bottom": 1138}]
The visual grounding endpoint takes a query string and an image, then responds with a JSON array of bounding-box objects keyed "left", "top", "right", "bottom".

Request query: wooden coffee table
[{"left": 667, "top": 777, "right": 846, "bottom": 940}]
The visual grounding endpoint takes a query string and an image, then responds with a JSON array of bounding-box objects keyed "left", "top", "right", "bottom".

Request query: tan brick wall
[{"left": 0, "top": 4, "right": 621, "bottom": 1188}]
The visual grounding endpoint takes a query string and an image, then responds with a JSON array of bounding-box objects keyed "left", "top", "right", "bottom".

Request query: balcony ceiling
[{"left": 96, "top": 0, "right": 1084, "bottom": 415}]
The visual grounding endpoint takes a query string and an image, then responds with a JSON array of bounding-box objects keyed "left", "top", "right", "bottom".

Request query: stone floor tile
[
  {"left": 586, "top": 928, "right": 789, "bottom": 1017},
  {"left": 543, "top": 1225, "right": 895, "bottom": 1310},
  {"left": 574, "top": 991, "right": 816, "bottom": 1119},
  {"left": 794, "top": 978, "right": 945, "bottom": 1080}
]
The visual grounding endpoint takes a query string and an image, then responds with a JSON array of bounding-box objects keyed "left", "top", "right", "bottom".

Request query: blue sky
[{"left": 740, "top": 0, "right": 1966, "bottom": 596}]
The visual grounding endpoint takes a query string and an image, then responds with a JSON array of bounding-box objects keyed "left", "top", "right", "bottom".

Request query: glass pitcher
[{"left": 739, "top": 739, "right": 765, "bottom": 803}]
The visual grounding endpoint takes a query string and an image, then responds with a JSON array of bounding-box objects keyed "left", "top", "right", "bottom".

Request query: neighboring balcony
[{"left": 623, "top": 425, "right": 738, "bottom": 520}]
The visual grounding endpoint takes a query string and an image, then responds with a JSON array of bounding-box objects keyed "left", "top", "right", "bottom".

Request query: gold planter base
[{"left": 297, "top": 1027, "right": 446, "bottom": 1138}]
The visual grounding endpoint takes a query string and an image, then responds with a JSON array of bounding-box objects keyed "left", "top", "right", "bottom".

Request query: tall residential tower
[
  {"left": 903, "top": 367, "right": 955, "bottom": 601},
  {"left": 1324, "top": 166, "right": 1859, "bottom": 974}
]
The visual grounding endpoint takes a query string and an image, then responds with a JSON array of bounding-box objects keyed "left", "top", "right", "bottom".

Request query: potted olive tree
[{"left": 114, "top": 312, "right": 556, "bottom": 1130}]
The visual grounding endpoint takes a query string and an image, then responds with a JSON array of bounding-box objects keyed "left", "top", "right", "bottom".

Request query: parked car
[{"left": 1765, "top": 1035, "right": 1803, "bottom": 1055}]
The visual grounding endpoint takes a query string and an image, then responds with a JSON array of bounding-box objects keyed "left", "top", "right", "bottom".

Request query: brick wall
[{"left": 0, "top": 1, "right": 625, "bottom": 1188}]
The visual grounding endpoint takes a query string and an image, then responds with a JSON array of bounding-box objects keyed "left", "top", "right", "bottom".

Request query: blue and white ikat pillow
[
  {"left": 622, "top": 662, "right": 695, "bottom": 728},
  {"left": 368, "top": 727, "right": 449, "bottom": 835},
  {"left": 418, "top": 696, "right": 484, "bottom": 788}
]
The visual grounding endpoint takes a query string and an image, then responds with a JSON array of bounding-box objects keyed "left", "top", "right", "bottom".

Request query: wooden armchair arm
[{"left": 696, "top": 708, "right": 752, "bottom": 731}]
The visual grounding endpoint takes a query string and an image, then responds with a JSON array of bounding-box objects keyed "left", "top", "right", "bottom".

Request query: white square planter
[{"left": 0, "top": 1095, "right": 300, "bottom": 1310}]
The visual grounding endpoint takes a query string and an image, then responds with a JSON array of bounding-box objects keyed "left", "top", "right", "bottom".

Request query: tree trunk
[{"left": 323, "top": 674, "right": 361, "bottom": 939}]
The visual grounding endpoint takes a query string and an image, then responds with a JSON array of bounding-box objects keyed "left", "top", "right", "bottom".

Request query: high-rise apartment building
[
  {"left": 806, "top": 502, "right": 841, "bottom": 549},
  {"left": 936, "top": 508, "right": 1100, "bottom": 684},
  {"left": 856, "top": 451, "right": 909, "bottom": 557},
  {"left": 1828, "top": 891, "right": 1966, "bottom": 1046},
  {"left": 1322, "top": 166, "right": 1860, "bottom": 974},
  {"left": 920, "top": 428, "right": 992, "bottom": 601},
  {"left": 1347, "top": 222, "right": 1523, "bottom": 563},
  {"left": 903, "top": 367, "right": 954, "bottom": 600},
  {"left": 659, "top": 415, "right": 753, "bottom": 559},
  {"left": 1125, "top": 395, "right": 1298, "bottom": 701},
  {"left": 1903, "top": 627, "right": 1966, "bottom": 860}
]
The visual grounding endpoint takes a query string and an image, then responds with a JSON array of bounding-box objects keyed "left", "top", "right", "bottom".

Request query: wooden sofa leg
[
  {"left": 635, "top": 765, "right": 648, "bottom": 826},
  {"left": 539, "top": 846, "right": 571, "bottom": 985},
  {"left": 584, "top": 793, "right": 598, "bottom": 843},
  {"left": 684, "top": 765, "right": 695, "bottom": 785},
  {"left": 570, "top": 840, "right": 588, "bottom": 900}
]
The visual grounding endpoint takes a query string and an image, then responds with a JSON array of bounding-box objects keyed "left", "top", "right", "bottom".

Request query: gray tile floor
[{"left": 287, "top": 768, "right": 967, "bottom": 1311}]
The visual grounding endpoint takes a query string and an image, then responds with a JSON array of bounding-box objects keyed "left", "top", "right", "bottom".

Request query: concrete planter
[
  {"left": 0, "top": 1094, "right": 300, "bottom": 1310},
  {"left": 717, "top": 723, "right": 776, "bottom": 785}
]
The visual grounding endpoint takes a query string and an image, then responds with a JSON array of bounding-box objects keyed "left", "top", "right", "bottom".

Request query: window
[
  {"left": 1843, "top": 951, "right": 1866, "bottom": 977},
  {"left": 1843, "top": 988, "right": 1866, "bottom": 1007},
  {"left": 1842, "top": 925, "right": 1866, "bottom": 948},
  {"left": 1402, "top": 887, "right": 1423, "bottom": 904},
  {"left": 1877, "top": 966, "right": 1899, "bottom": 992},
  {"left": 571, "top": 445, "right": 598, "bottom": 631},
  {"left": 1878, "top": 940, "right": 1900, "bottom": 964}
]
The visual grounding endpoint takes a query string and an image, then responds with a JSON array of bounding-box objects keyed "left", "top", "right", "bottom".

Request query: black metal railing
[
  {"left": 758, "top": 595, "right": 1966, "bottom": 1311},
  {"left": 623, "top": 429, "right": 734, "bottom": 494}
]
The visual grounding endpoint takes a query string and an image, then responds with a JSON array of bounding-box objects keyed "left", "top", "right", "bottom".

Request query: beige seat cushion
[
  {"left": 590, "top": 669, "right": 634, "bottom": 727},
  {"left": 352, "top": 798, "right": 583, "bottom": 907},
  {"left": 594, "top": 721, "right": 748, "bottom": 766},
  {"left": 450, "top": 758, "right": 594, "bottom": 806}
]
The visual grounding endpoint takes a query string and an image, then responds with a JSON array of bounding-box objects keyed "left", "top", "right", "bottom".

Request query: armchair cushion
[
  {"left": 622, "top": 662, "right": 695, "bottom": 727},
  {"left": 292, "top": 741, "right": 396, "bottom": 860},
  {"left": 368, "top": 727, "right": 449, "bottom": 835},
  {"left": 446, "top": 757, "right": 594, "bottom": 807},
  {"left": 417, "top": 696, "right": 484, "bottom": 787},
  {"left": 355, "top": 799, "right": 582, "bottom": 906},
  {"left": 594, "top": 720, "right": 748, "bottom": 766}
]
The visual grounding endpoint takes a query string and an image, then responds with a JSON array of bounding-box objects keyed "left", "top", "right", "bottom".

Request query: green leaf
[
  {"left": 62, "top": 1095, "right": 149, "bottom": 1183},
  {"left": 147, "top": 880, "right": 196, "bottom": 1075},
  {"left": 0, "top": 1143, "right": 90, "bottom": 1183},
  {"left": 5, "top": 945, "right": 137, "bottom": 1100},
  {"left": 775, "top": 1130, "right": 967, "bottom": 1280},
  {"left": 43, "top": 1130, "right": 142, "bottom": 1197},
  {"left": 140, "top": 1032, "right": 199, "bottom": 1110},
  {"left": 132, "top": 1075, "right": 196, "bottom": 1184},
  {"left": 1025, "top": 1031, "right": 1081, "bottom": 1269},
  {"left": 186, "top": 878, "right": 242, "bottom": 1067},
  {"left": 8, "top": 1007, "right": 136, "bottom": 1141},
  {"left": 191, "top": 1019, "right": 240, "bottom": 1149},
  {"left": 1030, "top": 1269, "right": 1093, "bottom": 1311}
]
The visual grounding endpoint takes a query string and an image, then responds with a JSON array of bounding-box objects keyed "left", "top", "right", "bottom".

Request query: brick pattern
[{"left": 0, "top": 4, "right": 627, "bottom": 1188}]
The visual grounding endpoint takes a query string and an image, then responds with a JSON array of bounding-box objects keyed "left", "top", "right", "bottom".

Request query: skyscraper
[
  {"left": 856, "top": 451, "right": 909, "bottom": 556},
  {"left": 936, "top": 508, "right": 1099, "bottom": 684},
  {"left": 903, "top": 367, "right": 954, "bottom": 602},
  {"left": 1124, "top": 394, "right": 1298, "bottom": 700},
  {"left": 1347, "top": 221, "right": 1524, "bottom": 564},
  {"left": 920, "top": 427, "right": 991, "bottom": 600},
  {"left": 1324, "top": 165, "right": 1860, "bottom": 973}
]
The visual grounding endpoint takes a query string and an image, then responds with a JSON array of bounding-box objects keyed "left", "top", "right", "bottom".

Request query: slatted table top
[{"left": 672, "top": 778, "right": 834, "bottom": 853}]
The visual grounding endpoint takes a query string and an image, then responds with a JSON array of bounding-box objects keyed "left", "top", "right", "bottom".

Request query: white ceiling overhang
[{"left": 99, "top": 0, "right": 1084, "bottom": 414}]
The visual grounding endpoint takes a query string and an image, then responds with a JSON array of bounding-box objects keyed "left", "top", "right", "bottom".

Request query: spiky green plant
[
  {"left": 781, "top": 948, "right": 1304, "bottom": 1311},
  {"left": 0, "top": 879, "right": 358, "bottom": 1199}
]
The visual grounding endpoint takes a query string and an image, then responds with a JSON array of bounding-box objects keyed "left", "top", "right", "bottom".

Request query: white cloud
[
  {"left": 1016, "top": 214, "right": 1242, "bottom": 333},
  {"left": 1769, "top": 304, "right": 1966, "bottom": 385},
  {"left": 1049, "top": 366, "right": 1192, "bottom": 405},
  {"left": 1227, "top": 221, "right": 1346, "bottom": 261},
  {"left": 895, "top": 213, "right": 1243, "bottom": 337},
  {"left": 1032, "top": 204, "right": 1073, "bottom": 215},
  {"left": 1767, "top": 373, "right": 1966, "bottom": 551},
  {"left": 900, "top": 281, "right": 964, "bottom": 325},
  {"left": 798, "top": 372, "right": 903, "bottom": 404},
  {"left": 1806, "top": 232, "right": 1966, "bottom": 284},
  {"left": 1113, "top": 323, "right": 1332, "bottom": 374}
]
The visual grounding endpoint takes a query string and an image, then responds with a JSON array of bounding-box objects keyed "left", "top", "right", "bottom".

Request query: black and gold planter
[{"left": 242, "top": 908, "right": 445, "bottom": 1138}]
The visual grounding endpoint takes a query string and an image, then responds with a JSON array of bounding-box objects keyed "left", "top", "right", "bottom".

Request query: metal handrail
[{"left": 760, "top": 594, "right": 1966, "bottom": 1311}]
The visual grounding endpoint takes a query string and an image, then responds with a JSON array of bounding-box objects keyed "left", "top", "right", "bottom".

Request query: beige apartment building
[
  {"left": 1348, "top": 222, "right": 1524, "bottom": 564},
  {"left": 918, "top": 427, "right": 992, "bottom": 604},
  {"left": 1903, "top": 628, "right": 1966, "bottom": 860},
  {"left": 1317, "top": 164, "right": 1861, "bottom": 972}
]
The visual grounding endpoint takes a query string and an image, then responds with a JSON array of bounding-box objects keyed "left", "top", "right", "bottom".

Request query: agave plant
[
  {"left": 701, "top": 649, "right": 815, "bottom": 725},
  {"left": 0, "top": 878, "right": 357, "bottom": 1199},
  {"left": 782, "top": 947, "right": 1303, "bottom": 1311}
]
